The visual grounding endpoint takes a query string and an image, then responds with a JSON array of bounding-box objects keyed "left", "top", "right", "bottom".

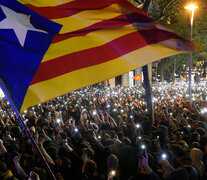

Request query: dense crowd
[{"left": 0, "top": 81, "right": 207, "bottom": 180}]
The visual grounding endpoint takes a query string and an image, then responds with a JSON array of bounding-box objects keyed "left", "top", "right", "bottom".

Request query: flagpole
[
  {"left": 15, "top": 114, "right": 56, "bottom": 180},
  {"left": 142, "top": 0, "right": 154, "bottom": 125},
  {"left": 0, "top": 81, "right": 56, "bottom": 180}
]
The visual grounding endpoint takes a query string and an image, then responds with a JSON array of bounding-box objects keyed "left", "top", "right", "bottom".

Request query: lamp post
[{"left": 184, "top": 3, "right": 198, "bottom": 104}]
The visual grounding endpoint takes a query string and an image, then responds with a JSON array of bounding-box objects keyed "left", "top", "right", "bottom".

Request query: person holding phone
[{"left": 28, "top": 171, "right": 40, "bottom": 180}]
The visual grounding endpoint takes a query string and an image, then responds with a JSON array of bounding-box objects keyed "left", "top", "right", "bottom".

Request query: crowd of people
[{"left": 0, "top": 81, "right": 207, "bottom": 180}]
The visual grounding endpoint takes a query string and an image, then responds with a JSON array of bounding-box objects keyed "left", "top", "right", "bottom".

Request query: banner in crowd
[
  {"left": 133, "top": 74, "right": 142, "bottom": 81},
  {"left": 0, "top": 0, "right": 202, "bottom": 113},
  {"left": 181, "top": 75, "right": 186, "bottom": 81}
]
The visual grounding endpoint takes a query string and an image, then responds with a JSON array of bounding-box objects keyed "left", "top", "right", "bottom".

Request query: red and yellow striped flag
[
  {"left": 133, "top": 74, "right": 142, "bottom": 81},
  {"left": 15, "top": 0, "right": 201, "bottom": 113}
]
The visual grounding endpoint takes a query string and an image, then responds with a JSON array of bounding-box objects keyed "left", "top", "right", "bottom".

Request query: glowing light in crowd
[
  {"left": 111, "top": 171, "right": 116, "bottom": 176},
  {"left": 161, "top": 153, "right": 167, "bottom": 159},
  {"left": 141, "top": 144, "right": 146, "bottom": 149},
  {"left": 56, "top": 118, "right": 61, "bottom": 123},
  {"left": 136, "top": 124, "right": 141, "bottom": 128}
]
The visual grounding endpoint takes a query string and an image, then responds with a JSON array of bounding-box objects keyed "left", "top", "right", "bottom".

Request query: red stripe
[
  {"left": 52, "top": 13, "right": 153, "bottom": 43},
  {"left": 25, "top": 0, "right": 114, "bottom": 19},
  {"left": 31, "top": 29, "right": 187, "bottom": 85}
]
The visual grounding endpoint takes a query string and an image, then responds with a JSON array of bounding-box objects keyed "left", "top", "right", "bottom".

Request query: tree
[
  {"left": 130, "top": 0, "right": 206, "bottom": 123},
  {"left": 148, "top": 0, "right": 207, "bottom": 80}
]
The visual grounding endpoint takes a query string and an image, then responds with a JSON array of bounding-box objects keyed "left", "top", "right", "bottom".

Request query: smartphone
[
  {"left": 140, "top": 144, "right": 146, "bottom": 157},
  {"left": 111, "top": 170, "right": 116, "bottom": 176},
  {"left": 161, "top": 153, "right": 167, "bottom": 159}
]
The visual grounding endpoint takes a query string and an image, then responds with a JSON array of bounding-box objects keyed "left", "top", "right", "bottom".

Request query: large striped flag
[{"left": 0, "top": 0, "right": 202, "bottom": 113}]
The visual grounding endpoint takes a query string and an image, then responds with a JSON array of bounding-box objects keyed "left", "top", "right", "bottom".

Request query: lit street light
[{"left": 184, "top": 3, "right": 198, "bottom": 104}]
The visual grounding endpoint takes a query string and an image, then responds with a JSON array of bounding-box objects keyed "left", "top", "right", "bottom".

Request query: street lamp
[{"left": 184, "top": 3, "right": 198, "bottom": 104}]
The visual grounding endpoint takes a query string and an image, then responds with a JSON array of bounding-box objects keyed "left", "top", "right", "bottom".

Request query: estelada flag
[
  {"left": 0, "top": 0, "right": 202, "bottom": 113},
  {"left": 133, "top": 74, "right": 142, "bottom": 81}
]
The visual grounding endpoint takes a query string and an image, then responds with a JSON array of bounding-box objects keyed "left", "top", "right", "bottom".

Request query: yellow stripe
[
  {"left": 52, "top": 4, "right": 130, "bottom": 34},
  {"left": 20, "top": 39, "right": 192, "bottom": 113},
  {"left": 42, "top": 25, "right": 136, "bottom": 62},
  {"left": 17, "top": 0, "right": 74, "bottom": 7}
]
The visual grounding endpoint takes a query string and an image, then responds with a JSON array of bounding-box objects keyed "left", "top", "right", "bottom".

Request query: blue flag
[{"left": 0, "top": 0, "right": 62, "bottom": 111}]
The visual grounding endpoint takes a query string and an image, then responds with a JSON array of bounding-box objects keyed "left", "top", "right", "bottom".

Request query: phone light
[
  {"left": 141, "top": 144, "right": 146, "bottom": 150},
  {"left": 136, "top": 124, "right": 141, "bottom": 128},
  {"left": 161, "top": 153, "right": 167, "bottom": 159}
]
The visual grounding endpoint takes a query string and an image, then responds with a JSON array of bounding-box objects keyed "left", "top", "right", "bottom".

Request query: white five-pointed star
[{"left": 0, "top": 5, "right": 47, "bottom": 47}]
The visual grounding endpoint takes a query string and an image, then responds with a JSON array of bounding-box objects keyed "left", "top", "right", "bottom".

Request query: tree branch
[
  {"left": 156, "top": 0, "right": 175, "bottom": 21},
  {"left": 134, "top": 0, "right": 143, "bottom": 5},
  {"left": 142, "top": 0, "right": 152, "bottom": 12}
]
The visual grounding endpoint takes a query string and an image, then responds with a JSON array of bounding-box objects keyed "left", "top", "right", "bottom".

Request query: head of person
[
  {"left": 169, "top": 168, "right": 189, "bottom": 180},
  {"left": 0, "top": 160, "right": 14, "bottom": 179},
  {"left": 106, "top": 154, "right": 118, "bottom": 171},
  {"left": 190, "top": 148, "right": 203, "bottom": 163},
  {"left": 178, "top": 140, "right": 189, "bottom": 151},
  {"left": 56, "top": 131, "right": 67, "bottom": 144},
  {"left": 170, "top": 144, "right": 186, "bottom": 165},
  {"left": 84, "top": 160, "right": 97, "bottom": 178},
  {"left": 196, "top": 128, "right": 205, "bottom": 137},
  {"left": 190, "top": 132, "right": 200, "bottom": 143}
]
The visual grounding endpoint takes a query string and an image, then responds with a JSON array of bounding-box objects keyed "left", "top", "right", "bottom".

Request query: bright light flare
[
  {"left": 185, "top": 4, "right": 198, "bottom": 25},
  {"left": 184, "top": 4, "right": 198, "bottom": 10}
]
